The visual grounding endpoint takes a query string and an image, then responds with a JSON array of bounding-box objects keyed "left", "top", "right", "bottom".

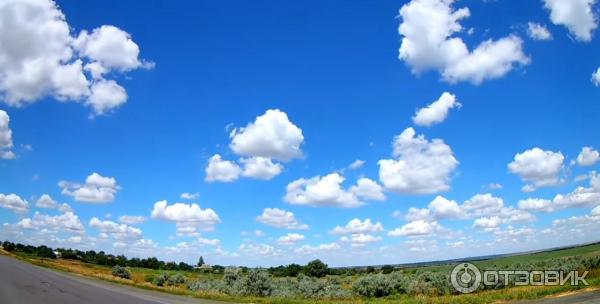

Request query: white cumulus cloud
[
  {"left": 0, "top": 193, "right": 28, "bottom": 213},
  {"left": 576, "top": 146, "right": 600, "bottom": 166},
  {"left": 205, "top": 154, "right": 241, "bottom": 183},
  {"left": 0, "top": 0, "right": 151, "bottom": 115},
  {"left": 285, "top": 173, "right": 362, "bottom": 208},
  {"left": 527, "top": 22, "right": 553, "bottom": 40},
  {"left": 230, "top": 109, "right": 304, "bottom": 162},
  {"left": 398, "top": 0, "right": 529, "bottom": 84},
  {"left": 412, "top": 92, "right": 461, "bottom": 126},
  {"left": 240, "top": 156, "right": 283, "bottom": 180},
  {"left": 277, "top": 233, "right": 305, "bottom": 245},
  {"left": 256, "top": 208, "right": 309, "bottom": 230},
  {"left": 59, "top": 172, "right": 120, "bottom": 203},
  {"left": 378, "top": 127, "right": 458, "bottom": 194},
  {"left": 330, "top": 218, "right": 384, "bottom": 235},
  {"left": 388, "top": 220, "right": 442, "bottom": 237},
  {"left": 543, "top": 0, "right": 597, "bottom": 42},
  {"left": 0, "top": 110, "right": 14, "bottom": 159},
  {"left": 508, "top": 148, "right": 565, "bottom": 192},
  {"left": 151, "top": 200, "right": 221, "bottom": 232}
]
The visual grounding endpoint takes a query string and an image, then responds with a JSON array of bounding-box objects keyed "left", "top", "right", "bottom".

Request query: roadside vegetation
[{"left": 1, "top": 240, "right": 600, "bottom": 303}]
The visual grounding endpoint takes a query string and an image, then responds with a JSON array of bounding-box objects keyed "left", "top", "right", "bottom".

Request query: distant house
[
  {"left": 53, "top": 251, "right": 61, "bottom": 258},
  {"left": 195, "top": 264, "right": 212, "bottom": 270}
]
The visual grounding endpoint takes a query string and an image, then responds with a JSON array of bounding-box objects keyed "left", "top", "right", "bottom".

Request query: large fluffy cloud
[
  {"left": 256, "top": 208, "right": 309, "bottom": 230},
  {"left": 398, "top": 0, "right": 529, "bottom": 84},
  {"left": 576, "top": 146, "right": 600, "bottom": 166},
  {"left": 388, "top": 220, "right": 442, "bottom": 237},
  {"left": 230, "top": 109, "right": 304, "bottom": 162},
  {"left": 285, "top": 173, "right": 386, "bottom": 208},
  {"left": 412, "top": 92, "right": 461, "bottom": 127},
  {"left": 59, "top": 172, "right": 120, "bottom": 203},
  {"left": 543, "top": 0, "right": 597, "bottom": 42},
  {"left": 151, "top": 200, "right": 221, "bottom": 232},
  {"left": 0, "top": 193, "right": 28, "bottom": 213},
  {"left": 330, "top": 218, "right": 384, "bottom": 235},
  {"left": 277, "top": 233, "right": 305, "bottom": 245},
  {"left": 35, "top": 194, "right": 72, "bottom": 212},
  {"left": 205, "top": 154, "right": 242, "bottom": 183},
  {"left": 0, "top": 110, "right": 14, "bottom": 159},
  {"left": 508, "top": 148, "right": 565, "bottom": 192},
  {"left": 240, "top": 157, "right": 283, "bottom": 180},
  {"left": 89, "top": 217, "right": 142, "bottom": 240},
  {"left": 18, "top": 211, "right": 84, "bottom": 233},
  {"left": 0, "top": 0, "right": 151, "bottom": 115},
  {"left": 206, "top": 109, "right": 304, "bottom": 182},
  {"left": 378, "top": 127, "right": 458, "bottom": 194}
]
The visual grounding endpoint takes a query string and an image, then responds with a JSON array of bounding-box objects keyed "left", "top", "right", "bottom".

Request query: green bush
[
  {"left": 296, "top": 274, "right": 350, "bottom": 298},
  {"left": 144, "top": 274, "right": 155, "bottom": 283},
  {"left": 188, "top": 279, "right": 228, "bottom": 293},
  {"left": 239, "top": 269, "right": 273, "bottom": 297},
  {"left": 224, "top": 267, "right": 242, "bottom": 287},
  {"left": 167, "top": 273, "right": 186, "bottom": 286},
  {"left": 303, "top": 259, "right": 329, "bottom": 278},
  {"left": 153, "top": 272, "right": 170, "bottom": 286},
  {"left": 352, "top": 273, "right": 392, "bottom": 297},
  {"left": 406, "top": 271, "right": 451, "bottom": 296},
  {"left": 111, "top": 265, "right": 131, "bottom": 279}
]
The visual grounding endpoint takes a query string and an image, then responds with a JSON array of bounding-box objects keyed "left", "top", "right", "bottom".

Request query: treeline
[
  {"left": 267, "top": 260, "right": 397, "bottom": 277},
  {"left": 1, "top": 241, "right": 206, "bottom": 272},
  {"left": 1, "top": 240, "right": 400, "bottom": 276}
]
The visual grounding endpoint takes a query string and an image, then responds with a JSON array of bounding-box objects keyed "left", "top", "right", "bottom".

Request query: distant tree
[
  {"left": 35, "top": 245, "right": 56, "bottom": 259},
  {"left": 286, "top": 263, "right": 303, "bottom": 277},
  {"left": 381, "top": 265, "right": 394, "bottom": 274},
  {"left": 304, "top": 259, "right": 329, "bottom": 278},
  {"left": 163, "top": 261, "right": 178, "bottom": 270},
  {"left": 2, "top": 241, "right": 15, "bottom": 252},
  {"left": 178, "top": 262, "right": 193, "bottom": 271},
  {"left": 366, "top": 266, "right": 375, "bottom": 274},
  {"left": 198, "top": 256, "right": 205, "bottom": 267}
]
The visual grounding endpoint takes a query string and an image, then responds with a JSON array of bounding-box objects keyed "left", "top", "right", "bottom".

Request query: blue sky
[{"left": 1, "top": 0, "right": 600, "bottom": 267}]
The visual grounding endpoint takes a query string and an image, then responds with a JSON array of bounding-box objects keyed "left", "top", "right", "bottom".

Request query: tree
[
  {"left": 303, "top": 259, "right": 329, "bottom": 278},
  {"left": 198, "top": 256, "right": 205, "bottom": 267},
  {"left": 381, "top": 264, "right": 394, "bottom": 274}
]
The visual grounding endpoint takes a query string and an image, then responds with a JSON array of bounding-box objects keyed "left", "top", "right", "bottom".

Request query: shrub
[
  {"left": 111, "top": 265, "right": 131, "bottom": 279},
  {"left": 304, "top": 259, "right": 329, "bottom": 278},
  {"left": 406, "top": 271, "right": 451, "bottom": 296},
  {"left": 352, "top": 273, "right": 392, "bottom": 297},
  {"left": 239, "top": 269, "right": 273, "bottom": 297},
  {"left": 167, "top": 273, "right": 186, "bottom": 286},
  {"left": 296, "top": 274, "right": 351, "bottom": 299},
  {"left": 388, "top": 271, "right": 408, "bottom": 293},
  {"left": 224, "top": 267, "right": 242, "bottom": 287},
  {"left": 270, "top": 277, "right": 299, "bottom": 298},
  {"left": 144, "top": 274, "right": 155, "bottom": 283},
  {"left": 188, "top": 279, "right": 228, "bottom": 293},
  {"left": 153, "top": 272, "right": 170, "bottom": 286}
]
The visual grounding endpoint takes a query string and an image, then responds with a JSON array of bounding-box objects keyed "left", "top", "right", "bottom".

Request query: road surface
[
  {"left": 513, "top": 289, "right": 600, "bottom": 304},
  {"left": 0, "top": 254, "right": 226, "bottom": 304}
]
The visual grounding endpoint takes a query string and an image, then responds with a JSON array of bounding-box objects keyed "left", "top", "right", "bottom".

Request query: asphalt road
[
  {"left": 0, "top": 255, "right": 225, "bottom": 304},
  {"left": 513, "top": 289, "right": 600, "bottom": 304}
]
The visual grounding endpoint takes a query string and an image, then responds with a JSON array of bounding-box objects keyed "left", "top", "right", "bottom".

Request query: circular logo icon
[{"left": 451, "top": 263, "right": 481, "bottom": 294}]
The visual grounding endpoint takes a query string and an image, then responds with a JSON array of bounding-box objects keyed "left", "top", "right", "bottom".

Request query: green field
[{"left": 2, "top": 242, "right": 600, "bottom": 303}]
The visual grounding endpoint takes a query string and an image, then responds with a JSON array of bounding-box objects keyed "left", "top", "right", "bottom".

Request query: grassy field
[{"left": 2, "top": 243, "right": 600, "bottom": 303}]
